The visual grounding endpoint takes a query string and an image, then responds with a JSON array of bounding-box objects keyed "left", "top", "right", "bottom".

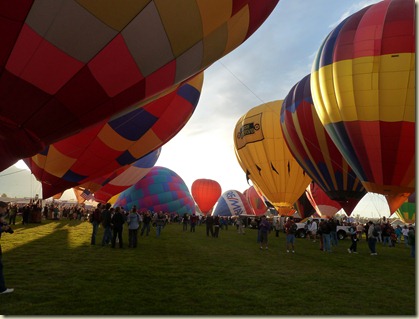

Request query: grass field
[{"left": 0, "top": 218, "right": 416, "bottom": 316}]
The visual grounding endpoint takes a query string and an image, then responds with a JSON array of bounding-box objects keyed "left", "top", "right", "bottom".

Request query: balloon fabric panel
[
  {"left": 25, "top": 73, "right": 203, "bottom": 198},
  {"left": 293, "top": 191, "right": 315, "bottom": 220},
  {"left": 244, "top": 186, "right": 267, "bottom": 216},
  {"left": 280, "top": 74, "right": 366, "bottom": 215},
  {"left": 310, "top": 0, "right": 415, "bottom": 209},
  {"left": 306, "top": 182, "right": 342, "bottom": 218},
  {"left": 0, "top": 0, "right": 279, "bottom": 171},
  {"left": 84, "top": 148, "right": 161, "bottom": 204}
]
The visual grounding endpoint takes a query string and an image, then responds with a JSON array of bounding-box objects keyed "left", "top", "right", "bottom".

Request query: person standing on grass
[
  {"left": 111, "top": 207, "right": 125, "bottom": 249},
  {"left": 0, "top": 201, "right": 14, "bottom": 294},
  {"left": 402, "top": 225, "right": 409, "bottom": 247},
  {"left": 394, "top": 225, "right": 402, "bottom": 244},
  {"left": 155, "top": 211, "right": 166, "bottom": 237},
  {"left": 259, "top": 215, "right": 271, "bottom": 250},
  {"left": 182, "top": 213, "right": 189, "bottom": 232},
  {"left": 308, "top": 219, "right": 318, "bottom": 242},
  {"left": 8, "top": 204, "right": 17, "bottom": 226},
  {"left": 284, "top": 216, "right": 296, "bottom": 253},
  {"left": 141, "top": 211, "right": 152, "bottom": 236},
  {"left": 213, "top": 215, "right": 220, "bottom": 238},
  {"left": 236, "top": 216, "right": 245, "bottom": 235},
  {"left": 127, "top": 206, "right": 141, "bottom": 248},
  {"left": 206, "top": 214, "right": 214, "bottom": 237},
  {"left": 408, "top": 226, "right": 415, "bottom": 258},
  {"left": 382, "top": 222, "right": 391, "bottom": 247},
  {"left": 273, "top": 218, "right": 281, "bottom": 237},
  {"left": 90, "top": 203, "right": 102, "bottom": 245},
  {"left": 190, "top": 213, "right": 198, "bottom": 233},
  {"left": 101, "top": 203, "right": 113, "bottom": 246},
  {"left": 347, "top": 226, "right": 358, "bottom": 254},
  {"left": 329, "top": 218, "right": 338, "bottom": 247},
  {"left": 367, "top": 221, "right": 378, "bottom": 255},
  {"left": 356, "top": 222, "right": 364, "bottom": 240},
  {"left": 320, "top": 219, "right": 331, "bottom": 252}
]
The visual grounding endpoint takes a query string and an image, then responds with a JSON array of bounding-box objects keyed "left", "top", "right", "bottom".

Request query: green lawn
[{"left": 0, "top": 218, "right": 416, "bottom": 315}]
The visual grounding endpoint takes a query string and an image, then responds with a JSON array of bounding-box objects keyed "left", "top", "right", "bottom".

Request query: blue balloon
[{"left": 212, "top": 190, "right": 254, "bottom": 216}]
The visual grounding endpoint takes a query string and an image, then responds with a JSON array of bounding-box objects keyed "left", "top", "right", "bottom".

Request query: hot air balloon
[
  {"left": 0, "top": 0, "right": 279, "bottom": 171},
  {"left": 306, "top": 182, "right": 342, "bottom": 218},
  {"left": 310, "top": 0, "right": 415, "bottom": 213},
  {"left": 191, "top": 179, "right": 222, "bottom": 216},
  {"left": 24, "top": 73, "right": 203, "bottom": 198},
  {"left": 243, "top": 185, "right": 267, "bottom": 216},
  {"left": 234, "top": 100, "right": 312, "bottom": 216},
  {"left": 212, "top": 190, "right": 253, "bottom": 217},
  {"left": 86, "top": 148, "right": 161, "bottom": 204},
  {"left": 281, "top": 74, "right": 366, "bottom": 216},
  {"left": 396, "top": 193, "right": 415, "bottom": 224},
  {"left": 112, "top": 166, "right": 195, "bottom": 215},
  {"left": 293, "top": 191, "right": 316, "bottom": 220}
]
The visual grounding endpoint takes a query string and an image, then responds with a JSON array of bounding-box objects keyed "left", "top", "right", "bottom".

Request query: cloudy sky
[{"left": 13, "top": 0, "right": 394, "bottom": 218}]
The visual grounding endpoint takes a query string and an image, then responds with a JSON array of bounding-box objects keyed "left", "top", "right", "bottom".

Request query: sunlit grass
[{"left": 0, "top": 218, "right": 416, "bottom": 315}]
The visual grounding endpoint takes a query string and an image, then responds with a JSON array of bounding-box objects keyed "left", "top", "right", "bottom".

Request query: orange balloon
[{"left": 191, "top": 179, "right": 222, "bottom": 215}]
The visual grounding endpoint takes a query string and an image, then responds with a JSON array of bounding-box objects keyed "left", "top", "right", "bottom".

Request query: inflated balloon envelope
[
  {"left": 212, "top": 190, "right": 253, "bottom": 217},
  {"left": 0, "top": 0, "right": 279, "bottom": 171},
  {"left": 280, "top": 74, "right": 366, "bottom": 216},
  {"left": 191, "top": 179, "right": 222, "bottom": 216},
  {"left": 234, "top": 100, "right": 312, "bottom": 216},
  {"left": 243, "top": 185, "right": 267, "bottom": 216},
  {"left": 112, "top": 166, "right": 195, "bottom": 215},
  {"left": 310, "top": 0, "right": 415, "bottom": 213}
]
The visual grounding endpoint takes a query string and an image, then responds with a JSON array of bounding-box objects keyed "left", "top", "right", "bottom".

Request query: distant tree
[{"left": 1, "top": 193, "right": 7, "bottom": 197}]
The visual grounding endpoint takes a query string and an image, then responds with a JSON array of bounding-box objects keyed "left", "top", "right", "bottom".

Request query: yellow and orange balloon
[{"left": 234, "top": 101, "right": 312, "bottom": 216}]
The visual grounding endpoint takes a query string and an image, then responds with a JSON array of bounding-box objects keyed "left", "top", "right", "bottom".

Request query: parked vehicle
[{"left": 294, "top": 218, "right": 352, "bottom": 240}]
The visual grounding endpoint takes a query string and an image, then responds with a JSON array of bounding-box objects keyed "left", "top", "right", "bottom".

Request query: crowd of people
[
  {"left": 0, "top": 199, "right": 416, "bottom": 296},
  {"left": 284, "top": 216, "right": 416, "bottom": 257}
]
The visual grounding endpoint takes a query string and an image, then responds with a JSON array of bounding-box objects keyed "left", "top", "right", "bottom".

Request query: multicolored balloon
[
  {"left": 281, "top": 74, "right": 366, "bottom": 216},
  {"left": 395, "top": 193, "right": 415, "bottom": 224},
  {"left": 310, "top": 0, "right": 415, "bottom": 213},
  {"left": 87, "top": 148, "right": 161, "bottom": 204},
  {"left": 243, "top": 185, "right": 267, "bottom": 216},
  {"left": 306, "top": 182, "right": 342, "bottom": 218},
  {"left": 112, "top": 166, "right": 195, "bottom": 215},
  {"left": 0, "top": 0, "right": 279, "bottom": 171},
  {"left": 212, "top": 190, "right": 253, "bottom": 217},
  {"left": 191, "top": 179, "right": 222, "bottom": 216},
  {"left": 24, "top": 73, "right": 203, "bottom": 198},
  {"left": 234, "top": 100, "right": 312, "bottom": 216}
]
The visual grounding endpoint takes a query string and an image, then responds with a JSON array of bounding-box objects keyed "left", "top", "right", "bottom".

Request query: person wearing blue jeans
[
  {"left": 319, "top": 220, "right": 331, "bottom": 252},
  {"left": 329, "top": 219, "right": 338, "bottom": 247},
  {"left": 322, "top": 233, "right": 332, "bottom": 252}
]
